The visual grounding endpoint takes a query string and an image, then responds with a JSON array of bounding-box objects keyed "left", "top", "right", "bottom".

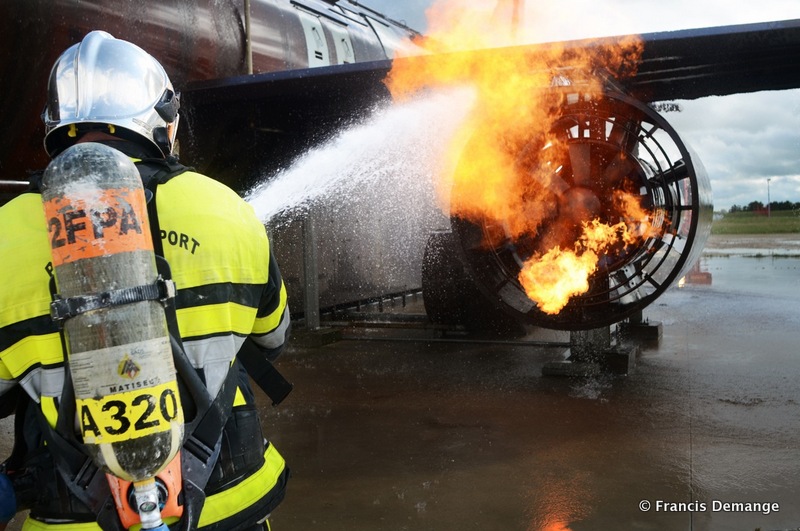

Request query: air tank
[{"left": 42, "top": 142, "right": 183, "bottom": 529}]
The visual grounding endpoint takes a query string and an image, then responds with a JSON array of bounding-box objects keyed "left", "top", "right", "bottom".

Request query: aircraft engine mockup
[{"left": 424, "top": 90, "right": 712, "bottom": 331}]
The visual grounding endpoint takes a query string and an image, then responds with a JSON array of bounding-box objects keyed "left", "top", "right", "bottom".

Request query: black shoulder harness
[
  {"left": 136, "top": 157, "right": 191, "bottom": 257},
  {"left": 136, "top": 156, "right": 191, "bottom": 186}
]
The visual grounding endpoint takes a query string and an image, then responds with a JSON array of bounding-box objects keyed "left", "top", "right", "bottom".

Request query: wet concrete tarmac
[
  {"left": 264, "top": 234, "right": 800, "bottom": 531},
  {"left": 2, "top": 234, "right": 799, "bottom": 530}
]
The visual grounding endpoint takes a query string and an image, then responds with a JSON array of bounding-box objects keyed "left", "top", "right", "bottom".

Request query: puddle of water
[{"left": 695, "top": 254, "right": 800, "bottom": 299}]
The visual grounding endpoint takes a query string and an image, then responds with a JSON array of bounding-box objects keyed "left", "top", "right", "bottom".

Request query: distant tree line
[{"left": 728, "top": 201, "right": 800, "bottom": 213}]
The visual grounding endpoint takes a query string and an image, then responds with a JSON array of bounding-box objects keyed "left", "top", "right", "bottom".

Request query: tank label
[
  {"left": 77, "top": 380, "right": 183, "bottom": 444},
  {"left": 69, "top": 337, "right": 184, "bottom": 444},
  {"left": 43, "top": 187, "right": 152, "bottom": 266}
]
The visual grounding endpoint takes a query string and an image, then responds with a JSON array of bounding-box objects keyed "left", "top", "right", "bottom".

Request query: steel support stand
[
  {"left": 296, "top": 212, "right": 340, "bottom": 347},
  {"left": 303, "top": 213, "right": 320, "bottom": 330},
  {"left": 542, "top": 325, "right": 639, "bottom": 377}
]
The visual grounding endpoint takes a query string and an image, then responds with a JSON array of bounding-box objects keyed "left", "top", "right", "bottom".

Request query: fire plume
[
  {"left": 519, "top": 190, "right": 661, "bottom": 314},
  {"left": 386, "top": 0, "right": 650, "bottom": 315}
]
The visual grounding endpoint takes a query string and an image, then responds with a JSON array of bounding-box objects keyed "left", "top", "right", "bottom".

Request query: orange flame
[
  {"left": 519, "top": 191, "right": 660, "bottom": 314},
  {"left": 387, "top": 0, "right": 646, "bottom": 314}
]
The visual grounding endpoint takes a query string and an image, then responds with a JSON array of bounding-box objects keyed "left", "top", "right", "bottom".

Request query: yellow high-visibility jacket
[{"left": 0, "top": 161, "right": 290, "bottom": 530}]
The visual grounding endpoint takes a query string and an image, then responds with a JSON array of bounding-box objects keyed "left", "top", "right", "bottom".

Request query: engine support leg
[
  {"left": 542, "top": 325, "right": 639, "bottom": 377},
  {"left": 618, "top": 310, "right": 663, "bottom": 343}
]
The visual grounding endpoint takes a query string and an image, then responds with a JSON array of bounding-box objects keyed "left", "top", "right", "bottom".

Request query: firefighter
[{"left": 0, "top": 31, "right": 291, "bottom": 530}]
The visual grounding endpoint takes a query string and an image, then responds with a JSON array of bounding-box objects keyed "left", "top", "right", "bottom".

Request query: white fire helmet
[{"left": 42, "top": 30, "right": 179, "bottom": 158}]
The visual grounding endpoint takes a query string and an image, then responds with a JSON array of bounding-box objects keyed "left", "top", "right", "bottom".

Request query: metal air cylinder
[{"left": 41, "top": 143, "right": 184, "bottom": 522}]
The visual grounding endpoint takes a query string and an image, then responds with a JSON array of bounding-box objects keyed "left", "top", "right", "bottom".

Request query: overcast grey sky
[{"left": 360, "top": 0, "right": 800, "bottom": 210}]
